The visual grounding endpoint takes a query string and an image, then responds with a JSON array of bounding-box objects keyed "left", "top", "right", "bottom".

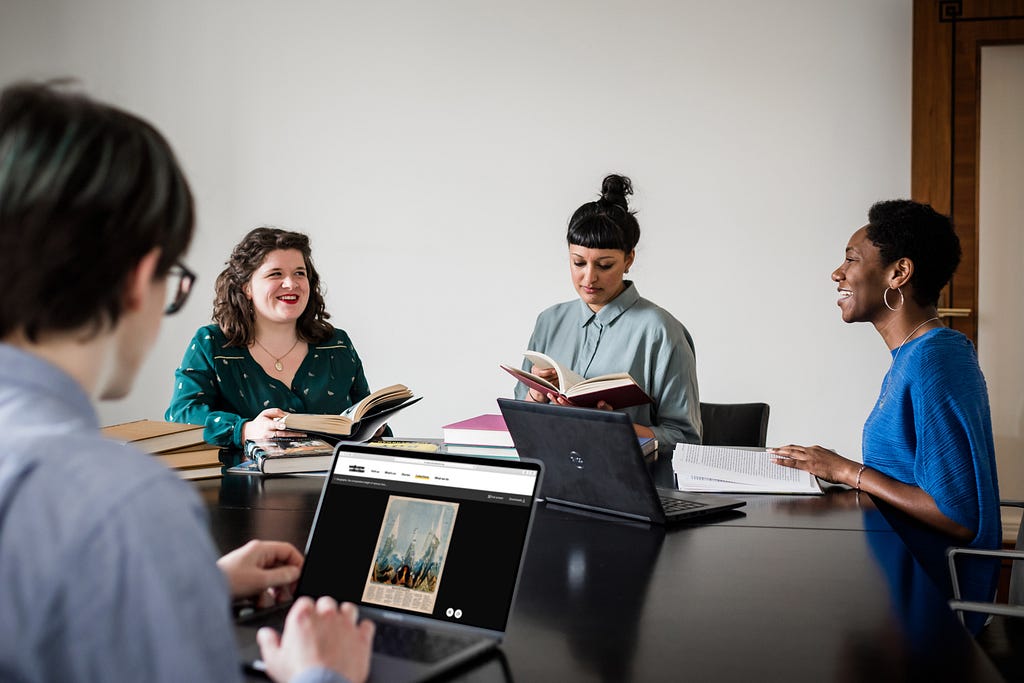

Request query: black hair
[
  {"left": 566, "top": 174, "right": 640, "bottom": 253},
  {"left": 0, "top": 80, "right": 194, "bottom": 341},
  {"left": 865, "top": 200, "right": 961, "bottom": 307}
]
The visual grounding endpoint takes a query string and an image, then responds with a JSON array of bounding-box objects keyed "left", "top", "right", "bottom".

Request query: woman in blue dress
[{"left": 771, "top": 200, "right": 1000, "bottom": 625}]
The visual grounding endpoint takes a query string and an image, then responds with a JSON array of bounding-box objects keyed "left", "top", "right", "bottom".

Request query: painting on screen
[{"left": 361, "top": 495, "right": 458, "bottom": 614}]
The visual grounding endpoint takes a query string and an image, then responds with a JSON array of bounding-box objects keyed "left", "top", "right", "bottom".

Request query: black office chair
[
  {"left": 699, "top": 402, "right": 770, "bottom": 448},
  {"left": 947, "top": 501, "right": 1024, "bottom": 680}
]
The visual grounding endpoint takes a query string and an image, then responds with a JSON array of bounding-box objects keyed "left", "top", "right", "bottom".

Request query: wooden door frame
[{"left": 912, "top": 0, "right": 1024, "bottom": 344}]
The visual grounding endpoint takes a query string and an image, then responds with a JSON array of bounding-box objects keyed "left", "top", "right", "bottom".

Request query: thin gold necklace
[
  {"left": 878, "top": 316, "right": 940, "bottom": 406},
  {"left": 253, "top": 337, "right": 301, "bottom": 372}
]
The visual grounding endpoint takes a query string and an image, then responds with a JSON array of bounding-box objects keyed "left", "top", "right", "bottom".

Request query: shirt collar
[{"left": 576, "top": 280, "right": 640, "bottom": 328}]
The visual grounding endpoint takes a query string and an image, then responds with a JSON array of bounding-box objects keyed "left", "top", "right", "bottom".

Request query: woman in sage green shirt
[
  {"left": 166, "top": 228, "right": 374, "bottom": 448},
  {"left": 514, "top": 175, "right": 701, "bottom": 486}
]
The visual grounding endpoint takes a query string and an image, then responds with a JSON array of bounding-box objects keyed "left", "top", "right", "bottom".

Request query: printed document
[{"left": 673, "top": 443, "right": 823, "bottom": 494}]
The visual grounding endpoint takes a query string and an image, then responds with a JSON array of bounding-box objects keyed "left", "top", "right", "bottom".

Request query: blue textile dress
[{"left": 862, "top": 327, "right": 1000, "bottom": 630}]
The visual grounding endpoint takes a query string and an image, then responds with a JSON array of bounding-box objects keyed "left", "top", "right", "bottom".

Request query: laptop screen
[{"left": 299, "top": 445, "right": 541, "bottom": 633}]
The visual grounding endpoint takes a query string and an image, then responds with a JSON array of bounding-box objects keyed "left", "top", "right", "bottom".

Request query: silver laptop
[
  {"left": 497, "top": 398, "right": 744, "bottom": 524},
  {"left": 235, "top": 442, "right": 543, "bottom": 682}
]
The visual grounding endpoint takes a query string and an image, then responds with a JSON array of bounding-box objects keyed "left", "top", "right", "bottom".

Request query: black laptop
[
  {"left": 235, "top": 442, "right": 543, "bottom": 682},
  {"left": 497, "top": 398, "right": 744, "bottom": 524}
]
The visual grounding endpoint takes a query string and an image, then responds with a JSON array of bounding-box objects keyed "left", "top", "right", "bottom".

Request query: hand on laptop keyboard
[{"left": 257, "top": 596, "right": 376, "bottom": 683}]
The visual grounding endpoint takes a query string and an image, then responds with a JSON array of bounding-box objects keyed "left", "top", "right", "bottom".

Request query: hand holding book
[
  {"left": 673, "top": 443, "right": 823, "bottom": 494},
  {"left": 245, "top": 407, "right": 307, "bottom": 441},
  {"left": 500, "top": 350, "right": 653, "bottom": 410},
  {"left": 278, "top": 384, "right": 420, "bottom": 441}
]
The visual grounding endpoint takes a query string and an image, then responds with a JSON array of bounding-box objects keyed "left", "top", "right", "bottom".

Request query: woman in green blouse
[{"left": 166, "top": 227, "right": 375, "bottom": 448}]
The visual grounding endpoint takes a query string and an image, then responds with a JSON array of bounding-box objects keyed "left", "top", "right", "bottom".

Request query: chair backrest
[
  {"left": 699, "top": 402, "right": 770, "bottom": 448},
  {"left": 1010, "top": 507, "right": 1024, "bottom": 606}
]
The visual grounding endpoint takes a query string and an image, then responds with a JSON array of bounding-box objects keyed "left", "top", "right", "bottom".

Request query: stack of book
[
  {"left": 101, "top": 419, "right": 223, "bottom": 480},
  {"left": 441, "top": 414, "right": 518, "bottom": 459}
]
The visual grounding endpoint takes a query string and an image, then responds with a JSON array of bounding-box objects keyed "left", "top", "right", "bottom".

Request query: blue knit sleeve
[{"left": 908, "top": 336, "right": 997, "bottom": 545}]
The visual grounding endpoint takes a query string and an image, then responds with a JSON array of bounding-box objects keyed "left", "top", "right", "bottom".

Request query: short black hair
[
  {"left": 0, "top": 81, "right": 194, "bottom": 341},
  {"left": 566, "top": 174, "right": 640, "bottom": 253},
  {"left": 865, "top": 200, "right": 961, "bottom": 307}
]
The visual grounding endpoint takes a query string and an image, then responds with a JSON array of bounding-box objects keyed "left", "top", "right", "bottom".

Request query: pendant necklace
[
  {"left": 254, "top": 338, "right": 300, "bottom": 372},
  {"left": 878, "top": 316, "right": 940, "bottom": 407}
]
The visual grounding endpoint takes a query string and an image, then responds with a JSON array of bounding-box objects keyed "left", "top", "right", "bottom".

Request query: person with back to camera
[
  {"left": 515, "top": 174, "right": 701, "bottom": 486},
  {"left": 0, "top": 80, "right": 373, "bottom": 682},
  {"left": 770, "top": 200, "right": 1000, "bottom": 633},
  {"left": 166, "top": 227, "right": 383, "bottom": 447}
]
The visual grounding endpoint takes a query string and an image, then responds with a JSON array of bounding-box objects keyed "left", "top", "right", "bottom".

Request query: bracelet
[{"left": 855, "top": 464, "right": 867, "bottom": 490}]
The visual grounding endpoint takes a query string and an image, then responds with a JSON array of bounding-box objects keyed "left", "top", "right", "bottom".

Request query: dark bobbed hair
[
  {"left": 214, "top": 227, "right": 334, "bottom": 347},
  {"left": 866, "top": 200, "right": 962, "bottom": 307},
  {"left": 566, "top": 174, "right": 640, "bottom": 253},
  {"left": 0, "top": 80, "right": 194, "bottom": 341}
]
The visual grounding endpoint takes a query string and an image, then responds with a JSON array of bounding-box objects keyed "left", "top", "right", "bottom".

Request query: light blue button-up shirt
[
  {"left": 515, "top": 282, "right": 702, "bottom": 458},
  {"left": 0, "top": 343, "right": 347, "bottom": 683}
]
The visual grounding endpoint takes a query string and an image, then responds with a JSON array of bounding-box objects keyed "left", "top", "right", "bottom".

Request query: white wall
[
  {"left": 0, "top": 0, "right": 912, "bottom": 458},
  {"left": 980, "top": 46, "right": 1024, "bottom": 502}
]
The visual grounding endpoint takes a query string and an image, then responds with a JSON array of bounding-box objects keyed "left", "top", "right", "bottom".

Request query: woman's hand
[
  {"left": 769, "top": 444, "right": 861, "bottom": 486},
  {"left": 244, "top": 407, "right": 305, "bottom": 441},
  {"left": 772, "top": 444, "right": 974, "bottom": 541},
  {"left": 526, "top": 366, "right": 560, "bottom": 403}
]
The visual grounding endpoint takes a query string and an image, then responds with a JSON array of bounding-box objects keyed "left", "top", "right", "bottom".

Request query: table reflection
[{"left": 510, "top": 504, "right": 665, "bottom": 682}]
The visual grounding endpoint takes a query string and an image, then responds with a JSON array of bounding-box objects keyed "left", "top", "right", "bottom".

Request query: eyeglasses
[{"left": 164, "top": 262, "right": 196, "bottom": 315}]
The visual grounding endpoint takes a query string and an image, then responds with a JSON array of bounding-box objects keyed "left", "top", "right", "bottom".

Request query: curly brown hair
[{"left": 213, "top": 227, "right": 333, "bottom": 346}]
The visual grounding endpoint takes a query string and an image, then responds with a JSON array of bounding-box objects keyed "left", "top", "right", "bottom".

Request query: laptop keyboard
[
  {"left": 659, "top": 496, "right": 706, "bottom": 514},
  {"left": 373, "top": 620, "right": 483, "bottom": 663}
]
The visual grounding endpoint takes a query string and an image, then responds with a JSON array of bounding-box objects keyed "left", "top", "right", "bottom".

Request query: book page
[
  {"left": 523, "top": 350, "right": 585, "bottom": 391},
  {"left": 673, "top": 443, "right": 821, "bottom": 493},
  {"left": 342, "top": 384, "right": 412, "bottom": 421},
  {"left": 571, "top": 374, "right": 633, "bottom": 392},
  {"left": 500, "top": 363, "right": 559, "bottom": 393}
]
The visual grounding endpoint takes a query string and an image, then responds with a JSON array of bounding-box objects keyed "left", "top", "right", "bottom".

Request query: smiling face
[
  {"left": 831, "top": 226, "right": 892, "bottom": 324},
  {"left": 244, "top": 248, "right": 310, "bottom": 326},
  {"left": 569, "top": 245, "right": 634, "bottom": 312}
]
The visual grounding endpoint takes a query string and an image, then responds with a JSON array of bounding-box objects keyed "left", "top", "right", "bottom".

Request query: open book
[
  {"left": 280, "top": 384, "right": 421, "bottom": 440},
  {"left": 500, "top": 350, "right": 653, "bottom": 409},
  {"left": 673, "top": 443, "right": 823, "bottom": 495}
]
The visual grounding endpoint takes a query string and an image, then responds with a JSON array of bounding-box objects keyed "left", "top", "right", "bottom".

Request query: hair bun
[{"left": 600, "top": 174, "right": 633, "bottom": 210}]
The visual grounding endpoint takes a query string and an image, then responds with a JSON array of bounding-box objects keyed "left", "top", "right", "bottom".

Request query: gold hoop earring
[{"left": 883, "top": 286, "right": 904, "bottom": 312}]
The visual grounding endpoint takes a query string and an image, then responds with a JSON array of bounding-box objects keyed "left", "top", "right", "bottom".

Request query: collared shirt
[
  {"left": 515, "top": 282, "right": 701, "bottom": 454},
  {"left": 166, "top": 324, "right": 372, "bottom": 448},
  {"left": 0, "top": 343, "right": 347, "bottom": 683}
]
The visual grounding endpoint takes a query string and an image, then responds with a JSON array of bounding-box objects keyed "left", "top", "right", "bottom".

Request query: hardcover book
[
  {"left": 102, "top": 419, "right": 207, "bottom": 454},
  {"left": 230, "top": 437, "right": 336, "bottom": 475},
  {"left": 280, "top": 384, "right": 420, "bottom": 440},
  {"left": 441, "top": 414, "right": 513, "bottom": 447},
  {"left": 500, "top": 350, "right": 653, "bottom": 410}
]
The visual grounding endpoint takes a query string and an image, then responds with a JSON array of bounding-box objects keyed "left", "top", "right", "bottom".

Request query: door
[{"left": 912, "top": 1, "right": 1024, "bottom": 536}]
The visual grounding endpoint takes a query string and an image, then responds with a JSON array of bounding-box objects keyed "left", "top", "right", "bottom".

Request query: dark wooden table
[{"left": 194, "top": 476, "right": 1002, "bottom": 681}]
